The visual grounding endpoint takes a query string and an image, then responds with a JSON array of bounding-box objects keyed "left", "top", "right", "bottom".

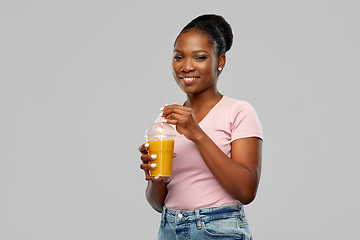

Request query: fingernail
[
  {"left": 159, "top": 112, "right": 163, "bottom": 117},
  {"left": 161, "top": 118, "right": 167, "bottom": 123},
  {"left": 154, "top": 176, "right": 160, "bottom": 179},
  {"left": 151, "top": 163, "right": 156, "bottom": 168},
  {"left": 151, "top": 154, "right": 157, "bottom": 159},
  {"left": 159, "top": 106, "right": 164, "bottom": 111},
  {"left": 144, "top": 143, "right": 149, "bottom": 147}
]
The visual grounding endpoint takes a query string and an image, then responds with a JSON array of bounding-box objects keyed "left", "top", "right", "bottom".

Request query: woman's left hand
[{"left": 161, "top": 104, "right": 204, "bottom": 142}]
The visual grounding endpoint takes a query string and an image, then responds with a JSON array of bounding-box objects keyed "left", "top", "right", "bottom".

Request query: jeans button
[{"left": 178, "top": 213, "right": 183, "bottom": 219}]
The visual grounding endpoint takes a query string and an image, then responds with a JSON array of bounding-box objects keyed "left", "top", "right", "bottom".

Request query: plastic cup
[{"left": 145, "top": 123, "right": 176, "bottom": 177}]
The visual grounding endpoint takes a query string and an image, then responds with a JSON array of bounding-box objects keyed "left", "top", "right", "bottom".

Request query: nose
[{"left": 180, "top": 59, "right": 195, "bottom": 73}]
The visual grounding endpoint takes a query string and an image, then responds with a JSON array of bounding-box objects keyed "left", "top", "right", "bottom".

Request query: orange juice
[{"left": 147, "top": 139, "right": 174, "bottom": 177}]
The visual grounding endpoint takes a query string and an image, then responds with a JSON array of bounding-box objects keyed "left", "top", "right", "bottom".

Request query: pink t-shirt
[{"left": 156, "top": 96, "right": 263, "bottom": 210}]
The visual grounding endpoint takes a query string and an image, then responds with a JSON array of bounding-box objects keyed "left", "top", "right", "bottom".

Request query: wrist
[{"left": 192, "top": 130, "right": 206, "bottom": 144}]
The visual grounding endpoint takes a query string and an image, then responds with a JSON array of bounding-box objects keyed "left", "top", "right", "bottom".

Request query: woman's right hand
[{"left": 139, "top": 143, "right": 164, "bottom": 182}]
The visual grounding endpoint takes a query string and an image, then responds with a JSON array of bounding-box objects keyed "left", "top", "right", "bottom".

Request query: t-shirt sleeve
[{"left": 230, "top": 101, "right": 263, "bottom": 142}]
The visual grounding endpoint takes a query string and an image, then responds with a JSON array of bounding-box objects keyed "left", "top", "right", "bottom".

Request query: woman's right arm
[
  {"left": 145, "top": 180, "right": 167, "bottom": 213},
  {"left": 139, "top": 143, "right": 167, "bottom": 213}
]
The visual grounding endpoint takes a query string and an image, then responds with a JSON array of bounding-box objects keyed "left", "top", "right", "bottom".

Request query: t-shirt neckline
[{"left": 197, "top": 95, "right": 225, "bottom": 125}]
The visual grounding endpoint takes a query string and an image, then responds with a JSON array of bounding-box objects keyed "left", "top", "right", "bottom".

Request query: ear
[{"left": 217, "top": 54, "right": 226, "bottom": 72}]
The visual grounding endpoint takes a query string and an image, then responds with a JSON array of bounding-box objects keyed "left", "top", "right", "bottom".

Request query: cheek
[
  {"left": 172, "top": 62, "right": 179, "bottom": 76},
  {"left": 172, "top": 69, "right": 177, "bottom": 80},
  {"left": 200, "top": 63, "right": 217, "bottom": 76}
]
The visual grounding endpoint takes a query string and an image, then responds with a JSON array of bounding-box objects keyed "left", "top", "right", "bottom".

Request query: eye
[
  {"left": 174, "top": 55, "right": 183, "bottom": 61},
  {"left": 196, "top": 56, "right": 207, "bottom": 61}
]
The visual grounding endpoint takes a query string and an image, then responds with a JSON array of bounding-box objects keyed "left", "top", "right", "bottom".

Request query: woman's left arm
[
  {"left": 162, "top": 104, "right": 262, "bottom": 204},
  {"left": 194, "top": 135, "right": 262, "bottom": 205}
]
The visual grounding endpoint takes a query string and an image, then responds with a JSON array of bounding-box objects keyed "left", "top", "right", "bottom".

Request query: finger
[
  {"left": 165, "top": 111, "right": 190, "bottom": 121},
  {"left": 164, "top": 104, "right": 192, "bottom": 111},
  {"left": 139, "top": 143, "right": 150, "bottom": 154},
  {"left": 145, "top": 175, "right": 164, "bottom": 182},
  {"left": 140, "top": 162, "right": 157, "bottom": 171},
  {"left": 163, "top": 105, "right": 192, "bottom": 118},
  {"left": 163, "top": 112, "right": 192, "bottom": 126},
  {"left": 159, "top": 103, "right": 169, "bottom": 112},
  {"left": 140, "top": 154, "right": 157, "bottom": 163},
  {"left": 164, "top": 108, "right": 195, "bottom": 126},
  {"left": 143, "top": 167, "right": 150, "bottom": 177}
]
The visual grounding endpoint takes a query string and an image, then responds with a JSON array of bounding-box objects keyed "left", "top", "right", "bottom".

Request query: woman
[{"left": 139, "top": 14, "right": 263, "bottom": 239}]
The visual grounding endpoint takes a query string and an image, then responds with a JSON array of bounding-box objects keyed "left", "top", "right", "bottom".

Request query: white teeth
[{"left": 180, "top": 76, "right": 198, "bottom": 84}]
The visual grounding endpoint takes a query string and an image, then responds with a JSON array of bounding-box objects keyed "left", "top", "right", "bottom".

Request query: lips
[{"left": 180, "top": 76, "right": 199, "bottom": 84}]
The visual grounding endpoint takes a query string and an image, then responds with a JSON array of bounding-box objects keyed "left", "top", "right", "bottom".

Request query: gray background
[{"left": 1, "top": 0, "right": 359, "bottom": 239}]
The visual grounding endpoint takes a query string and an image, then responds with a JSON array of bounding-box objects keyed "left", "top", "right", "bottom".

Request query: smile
[{"left": 180, "top": 76, "right": 199, "bottom": 84}]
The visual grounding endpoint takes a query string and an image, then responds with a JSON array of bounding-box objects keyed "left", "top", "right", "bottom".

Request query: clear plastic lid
[{"left": 145, "top": 123, "right": 176, "bottom": 141}]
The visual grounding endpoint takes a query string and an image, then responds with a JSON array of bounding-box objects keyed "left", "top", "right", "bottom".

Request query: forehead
[{"left": 174, "top": 29, "right": 214, "bottom": 53}]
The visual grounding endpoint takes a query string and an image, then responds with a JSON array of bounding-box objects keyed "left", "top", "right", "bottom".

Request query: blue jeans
[{"left": 158, "top": 205, "right": 253, "bottom": 240}]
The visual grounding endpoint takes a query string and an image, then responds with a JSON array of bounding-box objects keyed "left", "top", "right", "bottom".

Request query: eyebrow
[{"left": 174, "top": 50, "right": 209, "bottom": 54}]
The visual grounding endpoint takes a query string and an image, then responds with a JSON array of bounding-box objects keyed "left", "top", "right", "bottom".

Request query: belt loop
[
  {"left": 238, "top": 204, "right": 245, "bottom": 222},
  {"left": 161, "top": 206, "right": 167, "bottom": 226},
  {"left": 195, "top": 209, "right": 201, "bottom": 229}
]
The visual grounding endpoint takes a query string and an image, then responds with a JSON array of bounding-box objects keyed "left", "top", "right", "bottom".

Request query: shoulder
[
  {"left": 221, "top": 96, "right": 263, "bottom": 140},
  {"left": 221, "top": 96, "right": 257, "bottom": 115}
]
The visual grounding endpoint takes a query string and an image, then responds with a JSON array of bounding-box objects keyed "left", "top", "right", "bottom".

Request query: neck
[{"left": 185, "top": 90, "right": 223, "bottom": 110}]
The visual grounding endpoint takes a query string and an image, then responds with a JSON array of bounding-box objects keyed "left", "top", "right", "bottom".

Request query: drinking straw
[{"left": 158, "top": 103, "right": 167, "bottom": 141}]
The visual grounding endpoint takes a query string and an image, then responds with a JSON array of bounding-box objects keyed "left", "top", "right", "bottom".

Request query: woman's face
[{"left": 172, "top": 29, "right": 222, "bottom": 95}]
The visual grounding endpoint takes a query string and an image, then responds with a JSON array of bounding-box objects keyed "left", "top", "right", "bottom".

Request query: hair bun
[{"left": 189, "top": 14, "right": 233, "bottom": 52}]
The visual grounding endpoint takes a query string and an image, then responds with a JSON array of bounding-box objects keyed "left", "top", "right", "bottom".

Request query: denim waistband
[{"left": 160, "top": 204, "right": 245, "bottom": 227}]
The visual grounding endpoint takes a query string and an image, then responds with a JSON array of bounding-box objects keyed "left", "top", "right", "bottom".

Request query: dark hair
[{"left": 176, "top": 14, "right": 233, "bottom": 57}]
